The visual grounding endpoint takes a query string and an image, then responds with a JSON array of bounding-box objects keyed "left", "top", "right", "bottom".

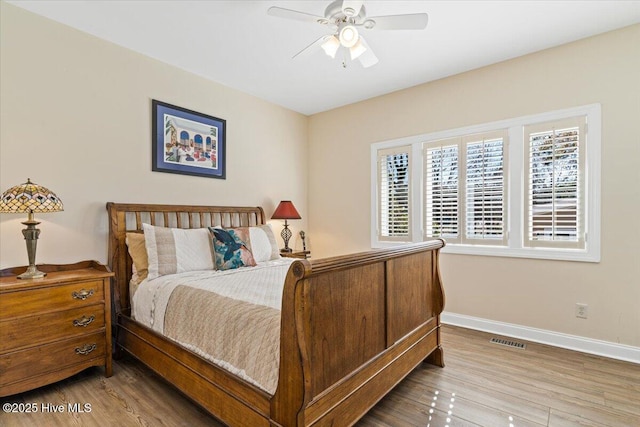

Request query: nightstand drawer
[
  {"left": 0, "top": 261, "right": 113, "bottom": 397},
  {"left": 0, "top": 331, "right": 106, "bottom": 387},
  {"left": 0, "top": 280, "right": 104, "bottom": 319},
  {"left": 1, "top": 304, "right": 105, "bottom": 353}
]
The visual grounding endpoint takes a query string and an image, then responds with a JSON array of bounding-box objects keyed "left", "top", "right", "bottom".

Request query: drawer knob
[
  {"left": 71, "top": 289, "right": 94, "bottom": 300},
  {"left": 75, "top": 344, "right": 97, "bottom": 355},
  {"left": 73, "top": 315, "right": 95, "bottom": 327}
]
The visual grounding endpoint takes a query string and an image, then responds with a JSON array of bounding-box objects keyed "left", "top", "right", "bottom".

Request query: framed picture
[{"left": 152, "top": 100, "right": 226, "bottom": 179}]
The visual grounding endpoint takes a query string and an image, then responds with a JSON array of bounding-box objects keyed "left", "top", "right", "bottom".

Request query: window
[
  {"left": 377, "top": 147, "right": 411, "bottom": 241},
  {"left": 371, "top": 104, "right": 600, "bottom": 262},
  {"left": 464, "top": 133, "right": 507, "bottom": 244},
  {"left": 525, "top": 118, "right": 585, "bottom": 249},
  {"left": 424, "top": 142, "right": 459, "bottom": 240},
  {"left": 423, "top": 131, "right": 507, "bottom": 245}
]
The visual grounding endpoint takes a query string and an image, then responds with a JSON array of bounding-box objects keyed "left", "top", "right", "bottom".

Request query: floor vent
[{"left": 490, "top": 337, "right": 526, "bottom": 349}]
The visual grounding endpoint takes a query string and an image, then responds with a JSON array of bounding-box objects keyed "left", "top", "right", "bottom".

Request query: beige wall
[
  {"left": 0, "top": 3, "right": 308, "bottom": 269},
  {"left": 308, "top": 25, "right": 640, "bottom": 347},
  {"left": 2, "top": 3, "right": 638, "bottom": 349}
]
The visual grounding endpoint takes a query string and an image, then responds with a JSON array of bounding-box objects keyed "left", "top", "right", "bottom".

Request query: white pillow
[
  {"left": 143, "top": 223, "right": 214, "bottom": 280},
  {"left": 249, "top": 224, "right": 281, "bottom": 262}
]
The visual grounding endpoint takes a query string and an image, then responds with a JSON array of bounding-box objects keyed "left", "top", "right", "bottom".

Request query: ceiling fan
[{"left": 267, "top": 0, "right": 429, "bottom": 68}]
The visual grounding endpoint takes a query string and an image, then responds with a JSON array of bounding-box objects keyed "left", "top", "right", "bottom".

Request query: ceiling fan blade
[
  {"left": 292, "top": 35, "right": 329, "bottom": 60},
  {"left": 341, "top": 0, "right": 364, "bottom": 17},
  {"left": 363, "top": 13, "right": 429, "bottom": 31},
  {"left": 357, "top": 36, "right": 378, "bottom": 68},
  {"left": 267, "top": 6, "right": 325, "bottom": 25}
]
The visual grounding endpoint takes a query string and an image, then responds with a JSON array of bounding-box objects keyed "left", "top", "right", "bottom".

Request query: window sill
[
  {"left": 442, "top": 244, "right": 599, "bottom": 262},
  {"left": 372, "top": 241, "right": 599, "bottom": 263}
]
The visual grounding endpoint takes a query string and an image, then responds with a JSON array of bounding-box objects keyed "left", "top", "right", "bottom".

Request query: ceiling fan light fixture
[
  {"left": 339, "top": 25, "right": 359, "bottom": 48},
  {"left": 363, "top": 19, "right": 376, "bottom": 29},
  {"left": 321, "top": 35, "right": 340, "bottom": 58},
  {"left": 349, "top": 39, "right": 367, "bottom": 60},
  {"left": 343, "top": 6, "right": 356, "bottom": 17}
]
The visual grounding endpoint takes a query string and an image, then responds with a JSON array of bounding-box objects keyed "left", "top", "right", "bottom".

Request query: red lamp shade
[{"left": 271, "top": 200, "right": 301, "bottom": 220}]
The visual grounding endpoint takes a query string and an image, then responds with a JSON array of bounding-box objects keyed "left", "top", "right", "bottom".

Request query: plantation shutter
[
  {"left": 424, "top": 140, "right": 460, "bottom": 242},
  {"left": 377, "top": 146, "right": 411, "bottom": 241},
  {"left": 463, "top": 131, "right": 507, "bottom": 245},
  {"left": 524, "top": 116, "right": 586, "bottom": 249}
]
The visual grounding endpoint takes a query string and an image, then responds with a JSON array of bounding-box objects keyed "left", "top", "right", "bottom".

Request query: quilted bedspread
[{"left": 132, "top": 258, "right": 295, "bottom": 394}]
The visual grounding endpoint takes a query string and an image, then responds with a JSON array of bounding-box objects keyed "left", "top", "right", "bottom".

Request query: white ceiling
[{"left": 8, "top": 0, "right": 640, "bottom": 115}]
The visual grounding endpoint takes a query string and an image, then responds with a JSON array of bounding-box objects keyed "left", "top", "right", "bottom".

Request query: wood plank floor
[{"left": 2, "top": 325, "right": 639, "bottom": 426}]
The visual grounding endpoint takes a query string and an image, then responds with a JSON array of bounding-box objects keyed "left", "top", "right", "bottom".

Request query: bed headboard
[{"left": 106, "top": 202, "right": 266, "bottom": 314}]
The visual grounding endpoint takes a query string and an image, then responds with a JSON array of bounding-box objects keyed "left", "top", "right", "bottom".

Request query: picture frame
[{"left": 152, "top": 100, "right": 226, "bottom": 179}]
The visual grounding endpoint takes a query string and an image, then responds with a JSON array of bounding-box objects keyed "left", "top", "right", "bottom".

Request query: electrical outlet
[{"left": 576, "top": 303, "right": 588, "bottom": 319}]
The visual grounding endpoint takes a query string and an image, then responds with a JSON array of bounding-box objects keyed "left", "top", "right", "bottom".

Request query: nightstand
[
  {"left": 0, "top": 260, "right": 114, "bottom": 397},
  {"left": 280, "top": 250, "right": 310, "bottom": 259}
]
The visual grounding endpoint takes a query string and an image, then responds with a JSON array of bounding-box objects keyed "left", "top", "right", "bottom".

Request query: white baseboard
[{"left": 441, "top": 312, "right": 640, "bottom": 364}]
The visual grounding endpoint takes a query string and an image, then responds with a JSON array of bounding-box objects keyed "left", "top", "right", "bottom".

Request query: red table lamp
[{"left": 271, "top": 200, "right": 301, "bottom": 253}]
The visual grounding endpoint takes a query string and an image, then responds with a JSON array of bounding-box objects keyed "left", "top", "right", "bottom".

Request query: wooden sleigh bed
[{"left": 107, "top": 202, "right": 445, "bottom": 427}]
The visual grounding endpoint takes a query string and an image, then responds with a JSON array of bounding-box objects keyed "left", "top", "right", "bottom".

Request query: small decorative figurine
[{"left": 299, "top": 230, "right": 307, "bottom": 251}]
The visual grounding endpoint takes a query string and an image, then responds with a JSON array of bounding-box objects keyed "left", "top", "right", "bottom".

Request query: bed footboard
[{"left": 271, "top": 240, "right": 445, "bottom": 427}]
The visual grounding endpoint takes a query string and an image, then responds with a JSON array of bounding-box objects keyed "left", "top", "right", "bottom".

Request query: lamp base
[
  {"left": 280, "top": 248, "right": 293, "bottom": 253},
  {"left": 280, "top": 220, "right": 293, "bottom": 253},
  {"left": 17, "top": 264, "right": 46, "bottom": 280}
]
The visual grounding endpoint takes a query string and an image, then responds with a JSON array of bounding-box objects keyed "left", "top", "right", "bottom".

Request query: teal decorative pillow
[{"left": 209, "top": 227, "right": 257, "bottom": 270}]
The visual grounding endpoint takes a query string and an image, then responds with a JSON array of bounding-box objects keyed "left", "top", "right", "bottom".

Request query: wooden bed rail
[{"left": 296, "top": 240, "right": 445, "bottom": 274}]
